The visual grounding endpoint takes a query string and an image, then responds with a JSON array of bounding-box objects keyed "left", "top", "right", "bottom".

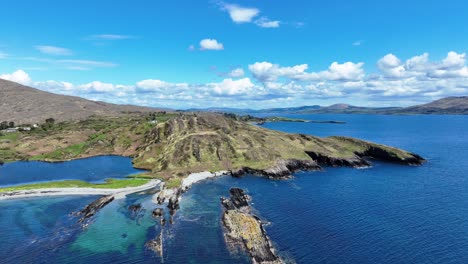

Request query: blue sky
[{"left": 1, "top": 0, "right": 468, "bottom": 109}]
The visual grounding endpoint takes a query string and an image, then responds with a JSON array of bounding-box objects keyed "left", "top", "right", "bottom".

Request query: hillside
[
  {"left": 1, "top": 113, "right": 425, "bottom": 186},
  {"left": 0, "top": 79, "right": 161, "bottom": 124},
  {"left": 395, "top": 96, "right": 468, "bottom": 114}
]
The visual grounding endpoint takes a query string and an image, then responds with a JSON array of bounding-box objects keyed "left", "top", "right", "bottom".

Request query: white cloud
[
  {"left": 0, "top": 51, "right": 7, "bottom": 59},
  {"left": 210, "top": 78, "right": 255, "bottom": 96},
  {"left": 90, "top": 34, "right": 134, "bottom": 40},
  {"left": 3, "top": 51, "right": 468, "bottom": 109},
  {"left": 18, "top": 57, "right": 117, "bottom": 70},
  {"left": 249, "top": 62, "right": 308, "bottom": 82},
  {"left": 377, "top": 54, "right": 406, "bottom": 78},
  {"left": 255, "top": 17, "right": 280, "bottom": 28},
  {"left": 221, "top": 3, "right": 281, "bottom": 28},
  {"left": 136, "top": 79, "right": 188, "bottom": 93},
  {"left": 199, "top": 39, "right": 224, "bottom": 51},
  {"left": 59, "top": 59, "right": 117, "bottom": 68},
  {"left": 0, "top": 70, "right": 32, "bottom": 85},
  {"left": 377, "top": 51, "right": 468, "bottom": 79},
  {"left": 227, "top": 68, "right": 245, "bottom": 78},
  {"left": 249, "top": 61, "right": 364, "bottom": 82},
  {"left": 441, "top": 51, "right": 465, "bottom": 69},
  {"left": 35, "top": 45, "right": 73, "bottom": 56},
  {"left": 223, "top": 4, "right": 259, "bottom": 23}
]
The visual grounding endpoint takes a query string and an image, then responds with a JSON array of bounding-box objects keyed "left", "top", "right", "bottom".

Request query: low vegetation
[
  {"left": 1, "top": 112, "right": 424, "bottom": 190},
  {"left": 0, "top": 178, "right": 150, "bottom": 193}
]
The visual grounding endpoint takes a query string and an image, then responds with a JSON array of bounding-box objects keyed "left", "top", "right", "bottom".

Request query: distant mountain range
[
  {"left": 187, "top": 97, "right": 468, "bottom": 115},
  {"left": 0, "top": 79, "right": 162, "bottom": 124},
  {"left": 1, "top": 78, "right": 467, "bottom": 125}
]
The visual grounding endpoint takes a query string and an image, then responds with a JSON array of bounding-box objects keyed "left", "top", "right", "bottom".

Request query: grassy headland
[
  {"left": 0, "top": 112, "right": 424, "bottom": 191},
  {"left": 0, "top": 178, "right": 150, "bottom": 193}
]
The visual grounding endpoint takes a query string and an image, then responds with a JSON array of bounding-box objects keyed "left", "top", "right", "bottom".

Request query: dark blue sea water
[
  {"left": 0, "top": 114, "right": 467, "bottom": 263},
  {"left": 0, "top": 155, "right": 145, "bottom": 186}
]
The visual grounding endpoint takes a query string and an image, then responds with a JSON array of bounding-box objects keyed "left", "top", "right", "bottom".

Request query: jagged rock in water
[
  {"left": 152, "top": 208, "right": 164, "bottom": 218},
  {"left": 227, "top": 188, "right": 250, "bottom": 209},
  {"left": 145, "top": 232, "right": 163, "bottom": 257},
  {"left": 129, "top": 204, "right": 142, "bottom": 212},
  {"left": 221, "top": 188, "right": 284, "bottom": 264},
  {"left": 168, "top": 195, "right": 179, "bottom": 214},
  {"left": 75, "top": 195, "right": 115, "bottom": 223},
  {"left": 128, "top": 203, "right": 145, "bottom": 222}
]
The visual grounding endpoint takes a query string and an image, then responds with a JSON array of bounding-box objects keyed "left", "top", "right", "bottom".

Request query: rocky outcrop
[
  {"left": 305, "top": 151, "right": 371, "bottom": 168},
  {"left": 75, "top": 195, "right": 114, "bottom": 223},
  {"left": 356, "top": 146, "right": 425, "bottom": 166},
  {"left": 231, "top": 159, "right": 321, "bottom": 179},
  {"left": 146, "top": 232, "right": 163, "bottom": 257},
  {"left": 152, "top": 208, "right": 164, "bottom": 218},
  {"left": 221, "top": 188, "right": 284, "bottom": 264}
]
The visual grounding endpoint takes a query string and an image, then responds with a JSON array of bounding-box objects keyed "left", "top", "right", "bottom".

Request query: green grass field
[{"left": 0, "top": 178, "right": 150, "bottom": 193}]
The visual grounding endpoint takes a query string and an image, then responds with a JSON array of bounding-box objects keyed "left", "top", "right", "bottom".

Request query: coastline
[
  {"left": 0, "top": 179, "right": 161, "bottom": 200},
  {"left": 181, "top": 171, "right": 230, "bottom": 191}
]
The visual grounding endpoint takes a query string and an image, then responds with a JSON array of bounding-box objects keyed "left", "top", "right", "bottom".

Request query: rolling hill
[{"left": 0, "top": 79, "right": 162, "bottom": 124}]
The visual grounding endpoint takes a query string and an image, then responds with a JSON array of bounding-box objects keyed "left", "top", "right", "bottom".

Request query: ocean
[{"left": 0, "top": 114, "right": 467, "bottom": 263}]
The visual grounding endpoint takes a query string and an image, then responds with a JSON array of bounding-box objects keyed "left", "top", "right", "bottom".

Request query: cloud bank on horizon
[
  {"left": 2, "top": 51, "right": 467, "bottom": 109},
  {"left": 0, "top": 0, "right": 467, "bottom": 109}
]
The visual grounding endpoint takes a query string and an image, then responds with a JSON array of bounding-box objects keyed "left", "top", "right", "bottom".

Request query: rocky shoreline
[{"left": 221, "top": 188, "right": 284, "bottom": 264}]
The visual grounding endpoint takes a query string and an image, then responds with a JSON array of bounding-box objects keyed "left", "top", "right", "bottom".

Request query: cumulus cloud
[
  {"left": 0, "top": 70, "right": 32, "bottom": 85},
  {"left": 199, "top": 39, "right": 224, "bottom": 51},
  {"left": 223, "top": 4, "right": 259, "bottom": 23},
  {"left": 249, "top": 61, "right": 364, "bottom": 82},
  {"left": 210, "top": 78, "right": 255, "bottom": 96},
  {"left": 377, "top": 51, "right": 468, "bottom": 79},
  {"left": 35, "top": 45, "right": 73, "bottom": 56},
  {"left": 3, "top": 51, "right": 468, "bottom": 108},
  {"left": 227, "top": 68, "right": 245, "bottom": 78}
]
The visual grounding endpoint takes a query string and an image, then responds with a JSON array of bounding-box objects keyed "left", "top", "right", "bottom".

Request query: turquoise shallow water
[{"left": 0, "top": 114, "right": 467, "bottom": 263}]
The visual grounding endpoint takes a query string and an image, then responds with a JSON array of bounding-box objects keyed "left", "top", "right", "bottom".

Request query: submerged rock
[
  {"left": 221, "top": 188, "right": 284, "bottom": 264},
  {"left": 145, "top": 231, "right": 163, "bottom": 257}
]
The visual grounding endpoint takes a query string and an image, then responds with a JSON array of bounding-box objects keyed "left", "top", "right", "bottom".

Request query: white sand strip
[
  {"left": 181, "top": 171, "right": 230, "bottom": 191},
  {"left": 0, "top": 180, "right": 161, "bottom": 200}
]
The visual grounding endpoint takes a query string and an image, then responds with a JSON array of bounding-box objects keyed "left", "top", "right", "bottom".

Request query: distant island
[{"left": 186, "top": 97, "right": 468, "bottom": 115}]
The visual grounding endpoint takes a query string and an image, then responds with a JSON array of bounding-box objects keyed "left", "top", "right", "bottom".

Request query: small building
[{"left": 1, "top": 128, "right": 18, "bottom": 133}]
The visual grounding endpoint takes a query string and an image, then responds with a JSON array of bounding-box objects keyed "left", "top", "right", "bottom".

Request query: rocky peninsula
[{"left": 221, "top": 188, "right": 283, "bottom": 264}]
